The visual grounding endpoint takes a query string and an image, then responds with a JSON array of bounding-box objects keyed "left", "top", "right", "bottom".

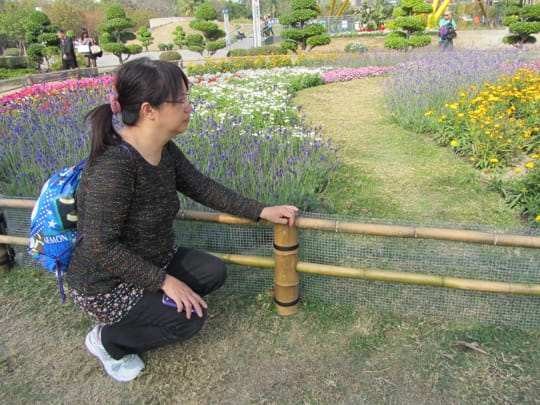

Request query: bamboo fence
[{"left": 1, "top": 198, "right": 540, "bottom": 316}]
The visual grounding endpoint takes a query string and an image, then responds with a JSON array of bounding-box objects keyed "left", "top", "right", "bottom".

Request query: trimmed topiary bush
[
  {"left": 344, "top": 42, "right": 368, "bottom": 53},
  {"left": 159, "top": 51, "right": 182, "bottom": 62}
]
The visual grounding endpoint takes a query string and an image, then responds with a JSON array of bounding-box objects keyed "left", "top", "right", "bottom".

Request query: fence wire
[{"left": 2, "top": 206, "right": 539, "bottom": 330}]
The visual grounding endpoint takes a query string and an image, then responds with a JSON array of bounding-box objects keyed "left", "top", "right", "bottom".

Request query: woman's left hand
[{"left": 260, "top": 205, "right": 298, "bottom": 226}]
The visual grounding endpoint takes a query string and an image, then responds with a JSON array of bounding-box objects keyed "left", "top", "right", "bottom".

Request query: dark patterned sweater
[{"left": 66, "top": 141, "right": 265, "bottom": 295}]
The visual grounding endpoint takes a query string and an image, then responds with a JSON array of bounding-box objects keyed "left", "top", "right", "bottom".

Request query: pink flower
[{"left": 321, "top": 66, "right": 393, "bottom": 84}]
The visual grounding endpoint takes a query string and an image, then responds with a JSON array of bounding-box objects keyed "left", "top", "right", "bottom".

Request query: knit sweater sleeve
[
  {"left": 75, "top": 148, "right": 166, "bottom": 292},
  {"left": 166, "top": 142, "right": 266, "bottom": 221}
]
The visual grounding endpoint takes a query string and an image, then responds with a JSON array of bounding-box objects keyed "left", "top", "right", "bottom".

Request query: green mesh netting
[{"left": 2, "top": 207, "right": 539, "bottom": 330}]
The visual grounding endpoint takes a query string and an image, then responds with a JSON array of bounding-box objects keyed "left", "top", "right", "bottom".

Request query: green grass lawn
[{"left": 294, "top": 77, "right": 523, "bottom": 226}]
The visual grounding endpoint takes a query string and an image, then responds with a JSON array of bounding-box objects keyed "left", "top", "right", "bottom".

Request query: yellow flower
[
  {"left": 490, "top": 158, "right": 499, "bottom": 163},
  {"left": 469, "top": 157, "right": 476, "bottom": 162},
  {"left": 424, "top": 110, "right": 434, "bottom": 116},
  {"left": 531, "top": 154, "right": 539, "bottom": 159},
  {"left": 536, "top": 215, "right": 540, "bottom": 222},
  {"left": 525, "top": 162, "right": 535, "bottom": 169},
  {"left": 515, "top": 168, "right": 522, "bottom": 173},
  {"left": 457, "top": 113, "right": 464, "bottom": 118},
  {"left": 450, "top": 140, "right": 458, "bottom": 147}
]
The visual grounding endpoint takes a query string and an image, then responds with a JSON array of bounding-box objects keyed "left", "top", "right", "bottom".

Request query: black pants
[{"left": 101, "top": 247, "right": 226, "bottom": 359}]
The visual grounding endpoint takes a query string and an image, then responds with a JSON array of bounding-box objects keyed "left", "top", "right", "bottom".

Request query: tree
[
  {"left": 136, "top": 25, "right": 154, "bottom": 51},
  {"left": 42, "top": 0, "right": 86, "bottom": 35},
  {"left": 177, "top": 0, "right": 204, "bottom": 16},
  {"left": 24, "top": 9, "right": 60, "bottom": 70},
  {"left": 172, "top": 25, "right": 186, "bottom": 49},
  {"left": 97, "top": 3, "right": 142, "bottom": 64},
  {"left": 279, "top": 0, "right": 331, "bottom": 52},
  {"left": 356, "top": 0, "right": 393, "bottom": 30},
  {"left": 0, "top": 0, "right": 35, "bottom": 54},
  {"left": 502, "top": 2, "right": 540, "bottom": 48},
  {"left": 188, "top": 2, "right": 226, "bottom": 56},
  {"left": 384, "top": 0, "right": 432, "bottom": 50}
]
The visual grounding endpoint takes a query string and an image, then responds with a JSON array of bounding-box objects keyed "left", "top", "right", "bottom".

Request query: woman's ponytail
[{"left": 85, "top": 103, "right": 121, "bottom": 165}]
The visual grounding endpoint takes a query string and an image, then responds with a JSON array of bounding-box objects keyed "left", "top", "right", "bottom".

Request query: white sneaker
[{"left": 85, "top": 324, "right": 145, "bottom": 382}]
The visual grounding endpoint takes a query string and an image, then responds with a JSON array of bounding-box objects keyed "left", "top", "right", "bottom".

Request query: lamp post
[{"left": 252, "top": 0, "right": 262, "bottom": 47}]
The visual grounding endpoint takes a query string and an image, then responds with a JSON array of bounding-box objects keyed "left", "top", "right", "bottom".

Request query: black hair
[{"left": 85, "top": 57, "right": 190, "bottom": 165}]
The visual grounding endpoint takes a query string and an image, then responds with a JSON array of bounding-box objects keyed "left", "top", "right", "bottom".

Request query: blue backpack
[{"left": 28, "top": 159, "right": 87, "bottom": 303}]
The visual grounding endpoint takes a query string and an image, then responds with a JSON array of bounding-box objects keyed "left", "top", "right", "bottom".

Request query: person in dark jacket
[
  {"left": 67, "top": 57, "right": 298, "bottom": 382},
  {"left": 56, "top": 29, "right": 78, "bottom": 69}
]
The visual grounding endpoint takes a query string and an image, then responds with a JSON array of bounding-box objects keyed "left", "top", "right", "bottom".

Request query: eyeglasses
[
  {"left": 444, "top": 14, "right": 451, "bottom": 17},
  {"left": 163, "top": 93, "right": 191, "bottom": 107}
]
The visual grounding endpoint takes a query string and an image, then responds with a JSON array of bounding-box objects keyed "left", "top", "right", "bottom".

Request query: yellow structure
[
  {"left": 329, "top": 0, "right": 350, "bottom": 16},
  {"left": 427, "top": 0, "right": 453, "bottom": 28}
]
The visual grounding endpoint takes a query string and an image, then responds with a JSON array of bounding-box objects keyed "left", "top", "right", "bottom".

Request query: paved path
[{"left": 96, "top": 38, "right": 255, "bottom": 68}]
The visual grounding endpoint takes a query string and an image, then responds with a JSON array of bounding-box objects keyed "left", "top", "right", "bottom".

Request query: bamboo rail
[
  {"left": 1, "top": 199, "right": 539, "bottom": 249},
  {"left": 211, "top": 254, "right": 540, "bottom": 296},
  {"left": 1, "top": 234, "right": 539, "bottom": 297}
]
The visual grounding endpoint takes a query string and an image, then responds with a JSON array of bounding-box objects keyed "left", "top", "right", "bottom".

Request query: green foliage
[
  {"left": 4, "top": 48, "right": 20, "bottom": 57},
  {"left": 384, "top": 35, "right": 409, "bottom": 49},
  {"left": 25, "top": 10, "right": 58, "bottom": 46},
  {"left": 227, "top": 46, "right": 288, "bottom": 57},
  {"left": 510, "top": 21, "right": 540, "bottom": 35},
  {"left": 278, "top": 0, "right": 330, "bottom": 52},
  {"left": 187, "top": 3, "right": 225, "bottom": 55},
  {"left": 306, "top": 34, "right": 331, "bottom": 49},
  {"left": 159, "top": 50, "right": 182, "bottom": 61},
  {"left": 0, "top": 67, "right": 38, "bottom": 79},
  {"left": 25, "top": 44, "right": 46, "bottom": 65},
  {"left": 280, "top": 40, "right": 298, "bottom": 53},
  {"left": 206, "top": 40, "right": 226, "bottom": 53},
  {"left": 185, "top": 54, "right": 293, "bottom": 75},
  {"left": 407, "top": 34, "right": 431, "bottom": 47},
  {"left": 292, "top": 0, "right": 318, "bottom": 10},
  {"left": 186, "top": 33, "right": 204, "bottom": 53},
  {"left": 136, "top": 26, "right": 154, "bottom": 51},
  {"left": 501, "top": 16, "right": 519, "bottom": 26},
  {"left": 521, "top": 3, "right": 540, "bottom": 20},
  {"left": 357, "top": 0, "right": 393, "bottom": 30},
  {"left": 392, "top": 16, "right": 427, "bottom": 33},
  {"left": 344, "top": 42, "right": 368, "bottom": 53},
  {"left": 105, "top": 3, "right": 127, "bottom": 20},
  {"left": 285, "top": 72, "right": 323, "bottom": 94},
  {"left": 385, "top": 0, "right": 431, "bottom": 48},
  {"left": 28, "top": 9, "right": 51, "bottom": 26},
  {"left": 195, "top": 2, "right": 218, "bottom": 20},
  {"left": 173, "top": 25, "right": 187, "bottom": 49},
  {"left": 0, "top": 56, "right": 29, "bottom": 70},
  {"left": 392, "top": 7, "right": 407, "bottom": 17},
  {"left": 506, "top": 166, "right": 540, "bottom": 225},
  {"left": 158, "top": 43, "right": 174, "bottom": 51},
  {"left": 502, "top": 2, "right": 540, "bottom": 47},
  {"left": 97, "top": 3, "right": 139, "bottom": 64},
  {"left": 189, "top": 20, "right": 225, "bottom": 41},
  {"left": 126, "top": 44, "right": 143, "bottom": 54},
  {"left": 304, "top": 23, "right": 326, "bottom": 36}
]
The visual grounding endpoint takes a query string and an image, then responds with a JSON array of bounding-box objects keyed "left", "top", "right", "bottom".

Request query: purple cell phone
[{"left": 162, "top": 293, "right": 196, "bottom": 312}]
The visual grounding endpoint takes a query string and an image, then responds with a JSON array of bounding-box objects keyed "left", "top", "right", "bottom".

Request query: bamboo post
[{"left": 273, "top": 223, "right": 299, "bottom": 315}]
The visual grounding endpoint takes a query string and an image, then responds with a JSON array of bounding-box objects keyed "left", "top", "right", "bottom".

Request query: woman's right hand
[{"left": 161, "top": 274, "right": 207, "bottom": 319}]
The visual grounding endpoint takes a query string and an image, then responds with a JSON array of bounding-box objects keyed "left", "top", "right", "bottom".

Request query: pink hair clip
[{"left": 107, "top": 93, "right": 122, "bottom": 114}]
